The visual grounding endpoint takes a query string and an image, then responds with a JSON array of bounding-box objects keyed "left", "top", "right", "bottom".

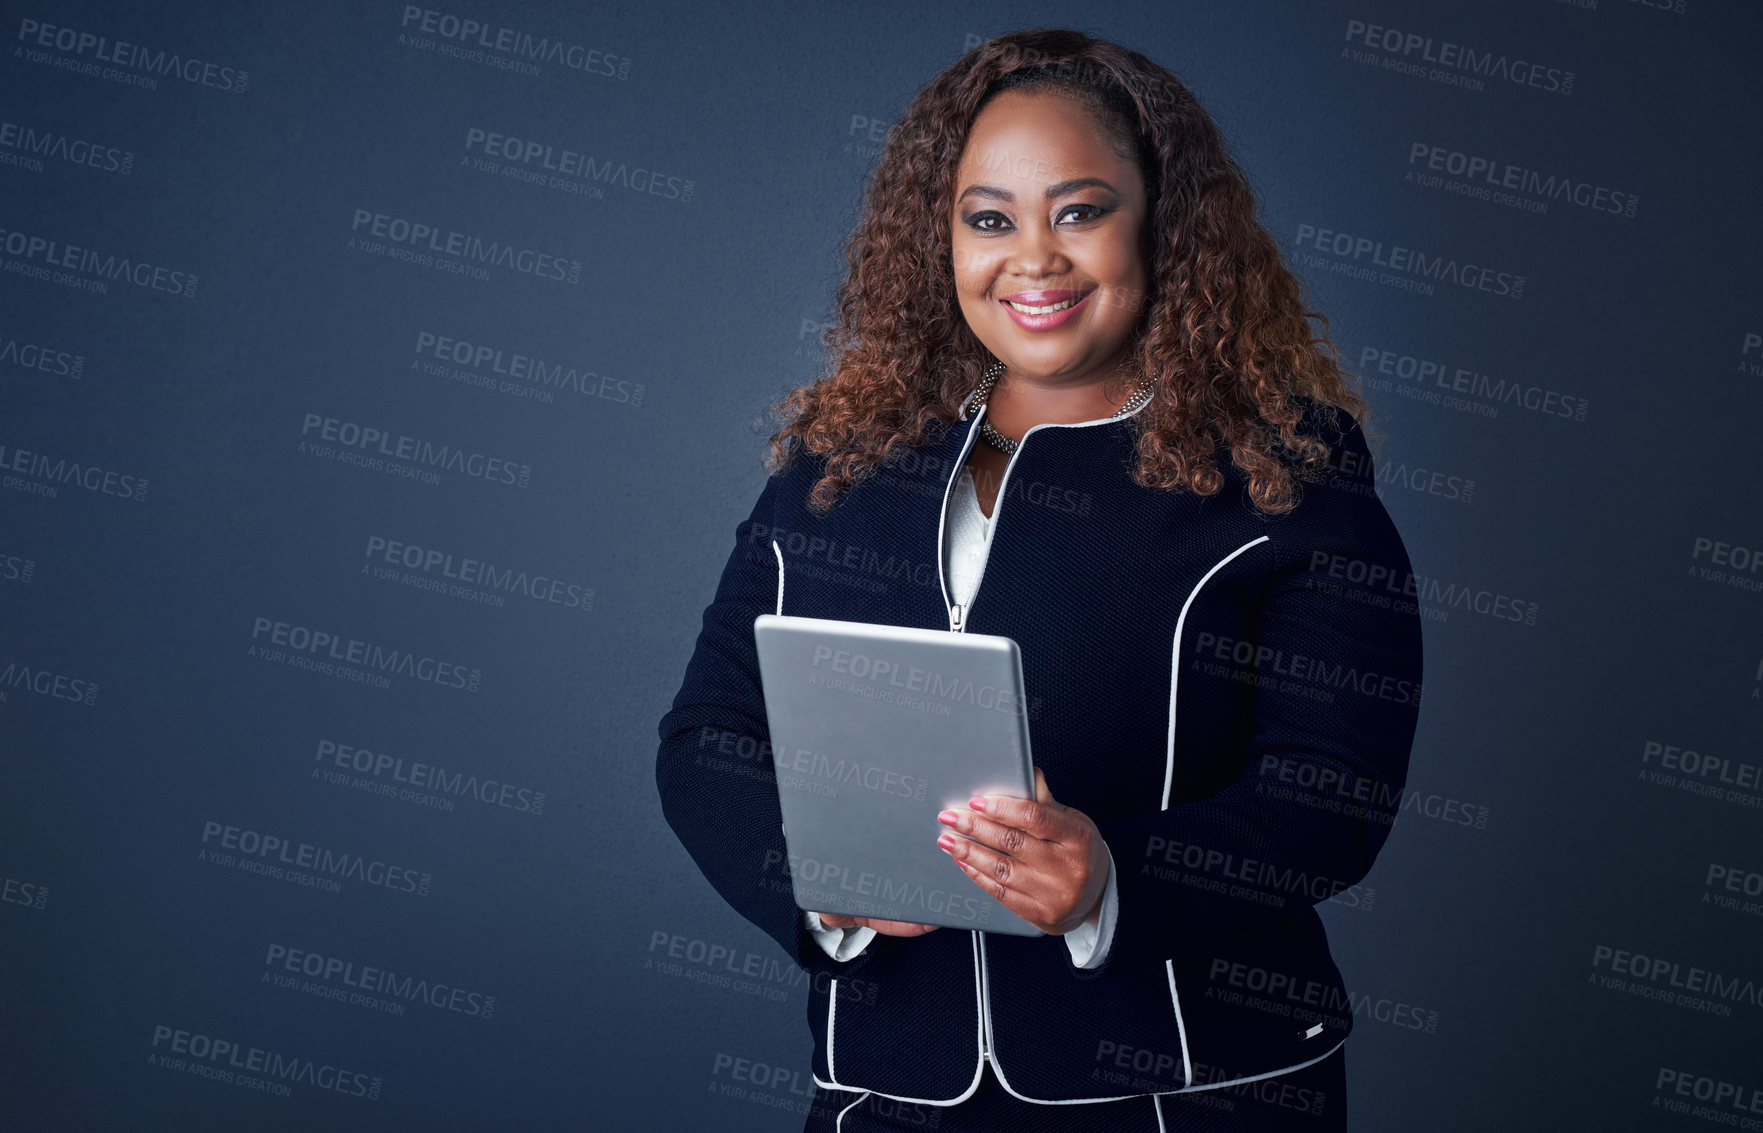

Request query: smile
[
  {"left": 997, "top": 289, "right": 1093, "bottom": 330},
  {"left": 1003, "top": 296, "right": 1079, "bottom": 315}
]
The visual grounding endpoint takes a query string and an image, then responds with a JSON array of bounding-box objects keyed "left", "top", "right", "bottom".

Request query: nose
[{"left": 1004, "top": 216, "right": 1070, "bottom": 283}]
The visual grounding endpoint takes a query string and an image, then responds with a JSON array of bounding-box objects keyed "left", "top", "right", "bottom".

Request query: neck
[{"left": 980, "top": 362, "right": 1146, "bottom": 432}]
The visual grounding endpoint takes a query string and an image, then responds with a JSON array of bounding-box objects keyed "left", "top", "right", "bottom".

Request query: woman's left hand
[{"left": 937, "top": 768, "right": 1110, "bottom": 936}]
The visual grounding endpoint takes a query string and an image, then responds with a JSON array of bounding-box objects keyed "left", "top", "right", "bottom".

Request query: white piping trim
[
  {"left": 973, "top": 534, "right": 1287, "bottom": 1105},
  {"left": 978, "top": 930, "right": 1338, "bottom": 1104},
  {"left": 834, "top": 1089, "right": 870, "bottom": 1131},
  {"left": 1149, "top": 535, "right": 1276, "bottom": 1092},
  {"left": 977, "top": 932, "right": 1147, "bottom": 1104},
  {"left": 934, "top": 407, "right": 981, "bottom": 631},
  {"left": 813, "top": 931, "right": 985, "bottom": 1105},
  {"left": 1164, "top": 960, "right": 1192, "bottom": 1091},
  {"left": 1173, "top": 1038, "right": 1347, "bottom": 1094},
  {"left": 1163, "top": 535, "right": 1270, "bottom": 809},
  {"left": 1154, "top": 1091, "right": 1167, "bottom": 1131},
  {"left": 812, "top": 1070, "right": 983, "bottom": 1108},
  {"left": 1157, "top": 533, "right": 1270, "bottom": 1089},
  {"left": 771, "top": 539, "right": 784, "bottom": 616},
  {"left": 826, "top": 977, "right": 839, "bottom": 1080}
]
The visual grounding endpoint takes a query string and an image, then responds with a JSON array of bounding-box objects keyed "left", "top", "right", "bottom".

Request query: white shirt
[{"left": 805, "top": 464, "right": 1120, "bottom": 967}]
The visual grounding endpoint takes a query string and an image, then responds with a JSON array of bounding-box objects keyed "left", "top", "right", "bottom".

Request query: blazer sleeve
[
  {"left": 654, "top": 470, "right": 889, "bottom": 979},
  {"left": 1079, "top": 408, "right": 1424, "bottom": 979}
]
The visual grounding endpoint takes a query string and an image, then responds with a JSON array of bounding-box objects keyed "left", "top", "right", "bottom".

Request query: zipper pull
[{"left": 951, "top": 603, "right": 964, "bottom": 632}]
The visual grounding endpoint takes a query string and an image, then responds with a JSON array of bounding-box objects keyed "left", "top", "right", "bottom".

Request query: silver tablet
[{"left": 753, "top": 613, "right": 1044, "bottom": 937}]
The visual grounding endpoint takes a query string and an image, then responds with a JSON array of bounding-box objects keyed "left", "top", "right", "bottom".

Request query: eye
[
  {"left": 963, "top": 210, "right": 1012, "bottom": 233},
  {"left": 1056, "top": 203, "right": 1109, "bottom": 225}
]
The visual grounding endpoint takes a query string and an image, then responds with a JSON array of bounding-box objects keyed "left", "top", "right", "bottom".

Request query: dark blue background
[{"left": 4, "top": 1, "right": 1759, "bottom": 1129}]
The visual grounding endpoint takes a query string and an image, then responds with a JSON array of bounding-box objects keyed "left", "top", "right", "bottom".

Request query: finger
[
  {"left": 968, "top": 792, "right": 1062, "bottom": 841},
  {"left": 946, "top": 845, "right": 1055, "bottom": 928},
  {"left": 1034, "top": 767, "right": 1052, "bottom": 804},
  {"left": 939, "top": 828, "right": 1050, "bottom": 898},
  {"left": 943, "top": 798, "right": 1074, "bottom": 854},
  {"left": 938, "top": 810, "right": 1054, "bottom": 869}
]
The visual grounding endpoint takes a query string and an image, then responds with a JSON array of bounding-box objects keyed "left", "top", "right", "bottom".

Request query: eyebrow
[{"left": 956, "top": 177, "right": 1119, "bottom": 204}]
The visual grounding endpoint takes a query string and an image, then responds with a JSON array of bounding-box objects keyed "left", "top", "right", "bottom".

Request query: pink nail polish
[
  {"left": 969, "top": 796, "right": 987, "bottom": 812},
  {"left": 937, "top": 810, "right": 959, "bottom": 826},
  {"left": 937, "top": 833, "right": 957, "bottom": 852}
]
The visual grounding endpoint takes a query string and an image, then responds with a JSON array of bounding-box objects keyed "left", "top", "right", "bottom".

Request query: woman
[{"left": 656, "top": 28, "right": 1422, "bottom": 1132}]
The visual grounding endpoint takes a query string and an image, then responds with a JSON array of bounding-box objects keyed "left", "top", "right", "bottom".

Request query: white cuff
[
  {"left": 805, "top": 910, "right": 877, "bottom": 962},
  {"left": 1063, "top": 845, "right": 1119, "bottom": 970}
]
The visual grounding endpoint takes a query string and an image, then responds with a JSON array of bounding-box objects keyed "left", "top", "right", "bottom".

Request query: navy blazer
[{"left": 656, "top": 392, "right": 1423, "bottom": 1106}]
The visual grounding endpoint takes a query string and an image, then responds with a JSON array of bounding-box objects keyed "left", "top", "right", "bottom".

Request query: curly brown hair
[{"left": 763, "top": 27, "right": 1371, "bottom": 516}]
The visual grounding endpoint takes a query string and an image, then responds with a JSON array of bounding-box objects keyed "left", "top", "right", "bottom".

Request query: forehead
[{"left": 954, "top": 88, "right": 1137, "bottom": 189}]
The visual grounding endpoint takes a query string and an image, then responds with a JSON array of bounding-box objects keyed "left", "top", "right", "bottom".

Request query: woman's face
[{"left": 949, "top": 88, "right": 1149, "bottom": 391}]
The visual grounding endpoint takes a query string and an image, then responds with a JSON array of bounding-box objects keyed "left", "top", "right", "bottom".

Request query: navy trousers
[{"left": 802, "top": 1046, "right": 1346, "bottom": 1132}]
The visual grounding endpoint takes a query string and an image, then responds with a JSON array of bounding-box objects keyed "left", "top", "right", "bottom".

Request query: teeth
[{"left": 1005, "top": 296, "right": 1078, "bottom": 315}]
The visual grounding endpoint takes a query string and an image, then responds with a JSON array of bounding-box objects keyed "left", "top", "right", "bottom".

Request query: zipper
[
  {"left": 937, "top": 403, "right": 1030, "bottom": 637},
  {"left": 934, "top": 389, "right": 1154, "bottom": 1075}
]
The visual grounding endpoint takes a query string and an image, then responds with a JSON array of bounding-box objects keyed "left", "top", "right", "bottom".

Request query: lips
[
  {"left": 999, "top": 289, "right": 1090, "bottom": 314},
  {"left": 998, "top": 288, "right": 1093, "bottom": 329}
]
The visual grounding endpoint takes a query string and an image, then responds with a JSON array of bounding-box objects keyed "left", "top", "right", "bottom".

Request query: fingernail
[
  {"left": 937, "top": 833, "right": 957, "bottom": 852},
  {"left": 937, "top": 810, "right": 959, "bottom": 826},
  {"left": 968, "top": 796, "right": 987, "bottom": 811}
]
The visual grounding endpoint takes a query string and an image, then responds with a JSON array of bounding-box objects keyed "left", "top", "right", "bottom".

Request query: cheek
[{"left": 950, "top": 244, "right": 995, "bottom": 303}]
